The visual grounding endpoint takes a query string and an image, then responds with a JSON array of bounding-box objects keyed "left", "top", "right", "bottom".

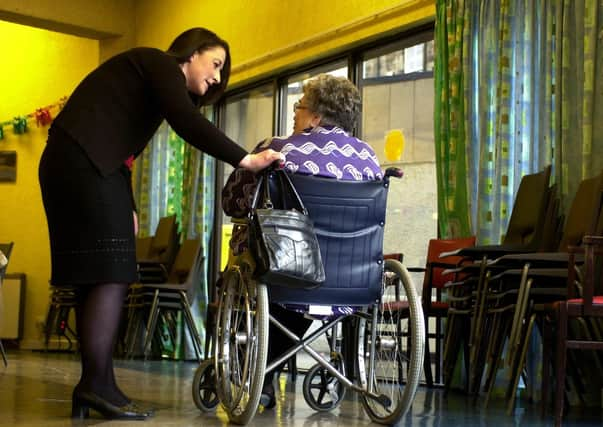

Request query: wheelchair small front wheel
[
  {"left": 192, "top": 358, "right": 219, "bottom": 412},
  {"left": 302, "top": 353, "right": 346, "bottom": 412}
]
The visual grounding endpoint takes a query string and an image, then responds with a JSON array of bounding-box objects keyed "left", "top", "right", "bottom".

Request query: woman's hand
[{"left": 238, "top": 149, "right": 285, "bottom": 173}]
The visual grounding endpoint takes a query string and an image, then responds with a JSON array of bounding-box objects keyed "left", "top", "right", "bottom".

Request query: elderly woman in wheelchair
[{"left": 193, "top": 74, "right": 425, "bottom": 425}]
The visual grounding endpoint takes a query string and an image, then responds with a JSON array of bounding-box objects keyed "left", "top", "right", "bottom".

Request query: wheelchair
[{"left": 193, "top": 168, "right": 425, "bottom": 425}]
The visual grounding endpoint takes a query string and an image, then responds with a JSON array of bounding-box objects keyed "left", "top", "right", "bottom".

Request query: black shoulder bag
[{"left": 248, "top": 169, "right": 325, "bottom": 289}]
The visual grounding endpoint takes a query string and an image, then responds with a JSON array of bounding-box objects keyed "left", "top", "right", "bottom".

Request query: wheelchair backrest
[{"left": 267, "top": 172, "right": 389, "bottom": 306}]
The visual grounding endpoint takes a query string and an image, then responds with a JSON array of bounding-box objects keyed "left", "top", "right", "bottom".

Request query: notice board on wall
[{"left": 0, "top": 151, "right": 17, "bottom": 182}]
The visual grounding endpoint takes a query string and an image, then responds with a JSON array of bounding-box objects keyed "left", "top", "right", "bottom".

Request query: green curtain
[
  {"left": 436, "top": 0, "right": 602, "bottom": 243},
  {"left": 434, "top": 0, "right": 473, "bottom": 239},
  {"left": 436, "top": 0, "right": 560, "bottom": 244},
  {"left": 133, "top": 121, "right": 184, "bottom": 237},
  {"left": 132, "top": 113, "right": 216, "bottom": 360},
  {"left": 557, "top": 0, "right": 603, "bottom": 209}
]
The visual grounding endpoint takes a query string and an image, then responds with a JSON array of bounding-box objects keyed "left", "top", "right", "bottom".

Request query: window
[
  {"left": 359, "top": 37, "right": 436, "bottom": 269},
  {"left": 218, "top": 28, "right": 435, "bottom": 273},
  {"left": 279, "top": 61, "right": 348, "bottom": 135}
]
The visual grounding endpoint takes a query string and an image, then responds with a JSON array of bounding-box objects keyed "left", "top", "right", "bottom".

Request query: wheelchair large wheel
[
  {"left": 192, "top": 358, "right": 219, "bottom": 412},
  {"left": 357, "top": 259, "right": 424, "bottom": 425},
  {"left": 302, "top": 352, "right": 346, "bottom": 411},
  {"left": 215, "top": 266, "right": 269, "bottom": 425}
]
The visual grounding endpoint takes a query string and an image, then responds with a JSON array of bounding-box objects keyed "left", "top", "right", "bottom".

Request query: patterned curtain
[
  {"left": 436, "top": 0, "right": 558, "bottom": 244},
  {"left": 133, "top": 121, "right": 184, "bottom": 236},
  {"left": 557, "top": 0, "right": 603, "bottom": 209},
  {"left": 132, "top": 110, "right": 216, "bottom": 359},
  {"left": 434, "top": 0, "right": 473, "bottom": 239}
]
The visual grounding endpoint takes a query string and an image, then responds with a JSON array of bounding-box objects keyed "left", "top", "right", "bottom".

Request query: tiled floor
[{"left": 1, "top": 350, "right": 602, "bottom": 426}]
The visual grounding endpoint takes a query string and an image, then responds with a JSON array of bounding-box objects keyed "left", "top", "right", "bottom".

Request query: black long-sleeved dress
[{"left": 39, "top": 47, "right": 246, "bottom": 286}]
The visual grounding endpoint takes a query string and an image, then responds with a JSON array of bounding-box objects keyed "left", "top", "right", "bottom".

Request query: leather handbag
[{"left": 248, "top": 168, "right": 325, "bottom": 289}]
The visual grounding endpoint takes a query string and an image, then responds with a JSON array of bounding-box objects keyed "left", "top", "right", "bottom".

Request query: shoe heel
[{"left": 72, "top": 399, "right": 90, "bottom": 419}]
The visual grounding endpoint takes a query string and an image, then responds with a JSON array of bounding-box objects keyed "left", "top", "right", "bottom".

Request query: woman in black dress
[{"left": 38, "top": 27, "right": 283, "bottom": 420}]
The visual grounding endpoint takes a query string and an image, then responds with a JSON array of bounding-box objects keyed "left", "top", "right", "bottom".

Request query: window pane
[
  {"left": 221, "top": 83, "right": 274, "bottom": 223},
  {"left": 360, "top": 41, "right": 436, "bottom": 270},
  {"left": 280, "top": 61, "right": 348, "bottom": 135},
  {"left": 425, "top": 40, "right": 435, "bottom": 71},
  {"left": 404, "top": 44, "right": 424, "bottom": 73}
]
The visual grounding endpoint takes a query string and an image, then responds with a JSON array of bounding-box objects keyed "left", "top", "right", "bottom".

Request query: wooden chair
[
  {"left": 404, "top": 237, "right": 476, "bottom": 387},
  {"left": 542, "top": 235, "right": 603, "bottom": 426}
]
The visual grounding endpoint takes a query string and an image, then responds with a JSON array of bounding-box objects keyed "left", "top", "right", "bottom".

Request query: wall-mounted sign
[{"left": 0, "top": 151, "right": 17, "bottom": 182}]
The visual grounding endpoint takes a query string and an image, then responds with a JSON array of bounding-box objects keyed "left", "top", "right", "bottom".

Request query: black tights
[{"left": 75, "top": 283, "right": 129, "bottom": 405}]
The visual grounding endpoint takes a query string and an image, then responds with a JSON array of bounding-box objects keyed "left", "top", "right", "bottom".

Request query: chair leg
[
  {"left": 541, "top": 312, "right": 553, "bottom": 418},
  {"left": 506, "top": 312, "right": 536, "bottom": 415},
  {"left": 424, "top": 316, "right": 434, "bottom": 387},
  {"left": 180, "top": 291, "right": 203, "bottom": 361},
  {"left": 143, "top": 291, "right": 160, "bottom": 359},
  {"left": 0, "top": 339, "right": 7, "bottom": 367},
  {"left": 554, "top": 304, "right": 568, "bottom": 427}
]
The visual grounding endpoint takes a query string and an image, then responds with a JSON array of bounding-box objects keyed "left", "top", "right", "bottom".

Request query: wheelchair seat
[{"left": 268, "top": 172, "right": 389, "bottom": 306}]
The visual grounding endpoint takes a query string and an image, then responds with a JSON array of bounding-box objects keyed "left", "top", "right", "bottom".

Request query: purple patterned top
[{"left": 222, "top": 125, "right": 382, "bottom": 218}]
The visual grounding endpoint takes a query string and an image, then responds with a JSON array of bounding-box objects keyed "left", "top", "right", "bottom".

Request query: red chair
[
  {"left": 397, "top": 237, "right": 476, "bottom": 387},
  {"left": 542, "top": 235, "right": 603, "bottom": 426}
]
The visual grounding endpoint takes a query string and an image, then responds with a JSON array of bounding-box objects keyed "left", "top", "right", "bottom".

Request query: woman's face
[
  {"left": 293, "top": 96, "right": 321, "bottom": 134},
  {"left": 183, "top": 46, "right": 226, "bottom": 96}
]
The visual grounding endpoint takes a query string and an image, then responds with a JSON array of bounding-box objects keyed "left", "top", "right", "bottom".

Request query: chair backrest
[
  {"left": 580, "top": 235, "right": 603, "bottom": 315},
  {"left": 558, "top": 171, "right": 603, "bottom": 251},
  {"left": 167, "top": 238, "right": 202, "bottom": 285},
  {"left": 140, "top": 215, "right": 180, "bottom": 267},
  {"left": 502, "top": 165, "right": 551, "bottom": 248},
  {"left": 538, "top": 184, "right": 562, "bottom": 251},
  {"left": 425, "top": 237, "right": 477, "bottom": 290},
  {"left": 268, "top": 173, "right": 390, "bottom": 306},
  {"left": 0, "top": 242, "right": 14, "bottom": 283}
]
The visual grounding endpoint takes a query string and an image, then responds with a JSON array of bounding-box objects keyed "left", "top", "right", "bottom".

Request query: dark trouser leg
[{"left": 266, "top": 303, "right": 313, "bottom": 383}]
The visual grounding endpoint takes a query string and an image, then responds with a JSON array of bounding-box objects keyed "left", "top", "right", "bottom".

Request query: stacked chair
[
  {"left": 401, "top": 238, "right": 476, "bottom": 387},
  {"left": 441, "top": 165, "right": 554, "bottom": 393},
  {"left": 136, "top": 214, "right": 180, "bottom": 283},
  {"left": 124, "top": 238, "right": 204, "bottom": 361},
  {"left": 443, "top": 168, "right": 603, "bottom": 418}
]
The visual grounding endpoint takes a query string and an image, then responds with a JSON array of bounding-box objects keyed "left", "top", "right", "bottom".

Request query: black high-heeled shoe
[{"left": 72, "top": 390, "right": 154, "bottom": 420}]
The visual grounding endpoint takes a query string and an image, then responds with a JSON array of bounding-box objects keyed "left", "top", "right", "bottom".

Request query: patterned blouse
[{"left": 222, "top": 125, "right": 382, "bottom": 218}]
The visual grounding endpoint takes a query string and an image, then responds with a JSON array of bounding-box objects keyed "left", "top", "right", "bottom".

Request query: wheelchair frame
[{"left": 193, "top": 170, "right": 425, "bottom": 425}]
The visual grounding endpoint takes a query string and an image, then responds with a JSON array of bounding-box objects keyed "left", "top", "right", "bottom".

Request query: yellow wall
[
  {"left": 0, "top": 1, "right": 433, "bottom": 349},
  {"left": 135, "top": 0, "right": 435, "bottom": 84},
  {"left": 0, "top": 20, "right": 98, "bottom": 348}
]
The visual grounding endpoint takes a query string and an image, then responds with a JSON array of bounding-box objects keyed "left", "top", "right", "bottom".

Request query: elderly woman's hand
[{"left": 238, "top": 149, "right": 285, "bottom": 173}]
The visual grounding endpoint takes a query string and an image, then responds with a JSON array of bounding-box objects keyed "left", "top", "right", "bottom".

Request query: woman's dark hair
[{"left": 167, "top": 27, "right": 231, "bottom": 105}]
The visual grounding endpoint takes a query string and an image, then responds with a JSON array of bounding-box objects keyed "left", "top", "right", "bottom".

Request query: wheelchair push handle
[{"left": 385, "top": 167, "right": 403, "bottom": 179}]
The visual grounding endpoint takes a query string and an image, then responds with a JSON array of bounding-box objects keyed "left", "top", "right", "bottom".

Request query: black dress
[
  {"left": 38, "top": 47, "right": 247, "bottom": 286},
  {"left": 39, "top": 126, "right": 138, "bottom": 285}
]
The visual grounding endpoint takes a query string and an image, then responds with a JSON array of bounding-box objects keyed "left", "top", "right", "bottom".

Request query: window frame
[{"left": 208, "top": 22, "right": 435, "bottom": 286}]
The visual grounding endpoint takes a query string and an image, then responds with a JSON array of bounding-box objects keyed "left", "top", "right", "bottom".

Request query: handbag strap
[{"left": 249, "top": 168, "right": 308, "bottom": 215}]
